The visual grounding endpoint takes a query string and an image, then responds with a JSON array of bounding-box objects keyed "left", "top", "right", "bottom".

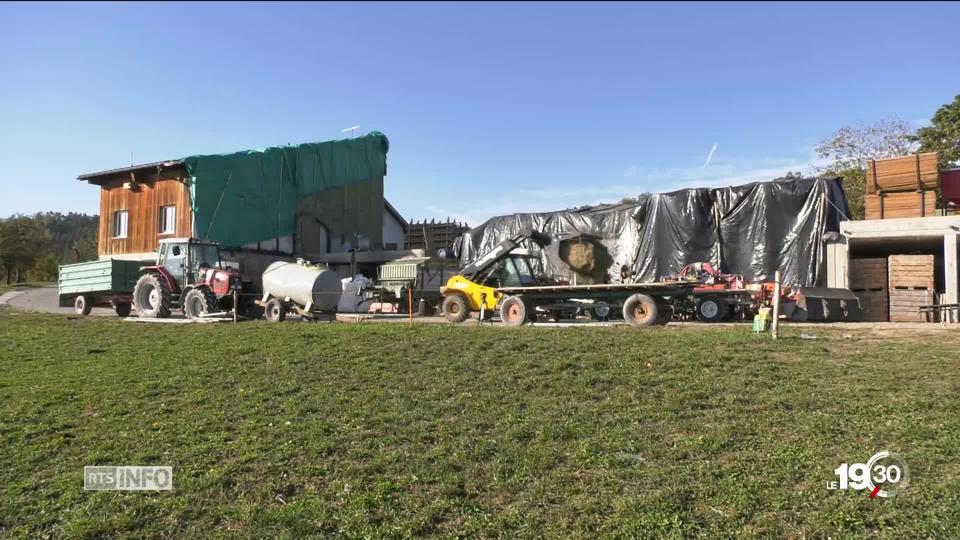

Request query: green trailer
[{"left": 58, "top": 258, "right": 151, "bottom": 316}]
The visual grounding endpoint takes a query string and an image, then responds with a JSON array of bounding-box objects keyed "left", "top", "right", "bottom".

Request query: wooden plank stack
[
  {"left": 888, "top": 255, "right": 936, "bottom": 322},
  {"left": 849, "top": 258, "right": 888, "bottom": 322},
  {"left": 864, "top": 153, "right": 940, "bottom": 220}
]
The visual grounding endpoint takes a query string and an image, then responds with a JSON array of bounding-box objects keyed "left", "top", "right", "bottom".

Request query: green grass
[{"left": 1, "top": 309, "right": 959, "bottom": 538}]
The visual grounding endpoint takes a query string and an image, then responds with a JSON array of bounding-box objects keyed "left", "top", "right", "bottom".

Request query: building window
[
  {"left": 113, "top": 210, "right": 128, "bottom": 239},
  {"left": 159, "top": 205, "right": 176, "bottom": 235}
]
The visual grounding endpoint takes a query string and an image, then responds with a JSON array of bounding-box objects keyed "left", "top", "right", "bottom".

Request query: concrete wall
[{"left": 383, "top": 208, "right": 406, "bottom": 251}]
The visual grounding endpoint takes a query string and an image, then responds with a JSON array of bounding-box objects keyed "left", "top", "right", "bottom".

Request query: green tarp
[{"left": 182, "top": 132, "right": 389, "bottom": 248}]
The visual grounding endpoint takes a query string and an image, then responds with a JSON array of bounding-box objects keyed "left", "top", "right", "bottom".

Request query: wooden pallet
[
  {"left": 852, "top": 289, "right": 889, "bottom": 322},
  {"left": 864, "top": 190, "right": 938, "bottom": 220},
  {"left": 866, "top": 152, "right": 939, "bottom": 194},
  {"left": 888, "top": 255, "right": 935, "bottom": 290},
  {"left": 849, "top": 258, "right": 887, "bottom": 290},
  {"left": 888, "top": 289, "right": 935, "bottom": 322}
]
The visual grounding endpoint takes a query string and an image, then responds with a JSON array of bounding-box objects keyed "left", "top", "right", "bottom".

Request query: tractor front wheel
[
  {"left": 183, "top": 287, "right": 218, "bottom": 320},
  {"left": 133, "top": 273, "right": 173, "bottom": 318}
]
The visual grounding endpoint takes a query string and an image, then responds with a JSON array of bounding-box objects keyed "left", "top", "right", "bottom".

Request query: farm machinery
[
  {"left": 668, "top": 261, "right": 863, "bottom": 323},
  {"left": 132, "top": 237, "right": 251, "bottom": 319}
]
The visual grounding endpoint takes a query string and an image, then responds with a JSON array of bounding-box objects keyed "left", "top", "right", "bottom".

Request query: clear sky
[{"left": 1, "top": 1, "right": 958, "bottom": 226}]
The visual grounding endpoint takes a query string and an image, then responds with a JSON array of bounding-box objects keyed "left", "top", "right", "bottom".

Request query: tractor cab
[
  {"left": 155, "top": 238, "right": 224, "bottom": 289},
  {"left": 478, "top": 250, "right": 541, "bottom": 288}
]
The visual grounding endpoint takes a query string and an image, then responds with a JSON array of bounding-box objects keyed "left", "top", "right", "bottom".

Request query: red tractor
[{"left": 133, "top": 238, "right": 243, "bottom": 319}]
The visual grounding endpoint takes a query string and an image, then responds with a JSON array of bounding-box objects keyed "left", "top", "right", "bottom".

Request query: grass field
[{"left": 1, "top": 309, "right": 959, "bottom": 538}]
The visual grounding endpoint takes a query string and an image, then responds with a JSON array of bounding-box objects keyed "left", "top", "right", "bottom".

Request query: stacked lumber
[
  {"left": 863, "top": 153, "right": 940, "bottom": 220},
  {"left": 864, "top": 191, "right": 938, "bottom": 220},
  {"left": 866, "top": 152, "right": 939, "bottom": 193},
  {"left": 888, "top": 255, "right": 936, "bottom": 322},
  {"left": 849, "top": 258, "right": 888, "bottom": 322}
]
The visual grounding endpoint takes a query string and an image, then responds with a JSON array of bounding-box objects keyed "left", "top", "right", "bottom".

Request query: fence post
[{"left": 772, "top": 271, "right": 782, "bottom": 340}]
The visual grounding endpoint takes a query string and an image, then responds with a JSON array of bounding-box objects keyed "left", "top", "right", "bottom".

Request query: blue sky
[{"left": 1, "top": 2, "right": 958, "bottom": 226}]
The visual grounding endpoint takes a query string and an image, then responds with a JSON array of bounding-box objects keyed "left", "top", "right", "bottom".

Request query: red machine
[{"left": 133, "top": 237, "right": 245, "bottom": 319}]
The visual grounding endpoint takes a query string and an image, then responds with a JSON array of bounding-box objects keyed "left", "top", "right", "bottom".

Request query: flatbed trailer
[{"left": 494, "top": 280, "right": 701, "bottom": 327}]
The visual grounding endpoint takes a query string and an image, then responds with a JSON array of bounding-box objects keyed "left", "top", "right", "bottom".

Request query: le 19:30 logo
[{"left": 828, "top": 451, "right": 910, "bottom": 498}]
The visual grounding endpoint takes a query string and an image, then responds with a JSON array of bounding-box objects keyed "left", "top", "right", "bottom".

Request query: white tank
[{"left": 262, "top": 261, "right": 342, "bottom": 312}]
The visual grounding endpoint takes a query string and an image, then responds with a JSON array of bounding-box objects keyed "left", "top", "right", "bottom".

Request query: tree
[
  {"left": 815, "top": 118, "right": 918, "bottom": 220},
  {"left": 914, "top": 94, "right": 960, "bottom": 169},
  {"left": 0, "top": 217, "right": 51, "bottom": 284}
]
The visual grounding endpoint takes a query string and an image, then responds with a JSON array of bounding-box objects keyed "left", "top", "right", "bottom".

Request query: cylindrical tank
[{"left": 262, "top": 261, "right": 342, "bottom": 312}]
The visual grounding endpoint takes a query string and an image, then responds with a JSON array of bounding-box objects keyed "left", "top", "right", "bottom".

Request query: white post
[
  {"left": 772, "top": 271, "right": 782, "bottom": 339},
  {"left": 945, "top": 233, "right": 958, "bottom": 322}
]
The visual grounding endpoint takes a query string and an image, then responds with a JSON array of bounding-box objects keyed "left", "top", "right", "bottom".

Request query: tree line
[
  {"left": 0, "top": 213, "right": 98, "bottom": 285},
  {"left": 816, "top": 94, "right": 960, "bottom": 220}
]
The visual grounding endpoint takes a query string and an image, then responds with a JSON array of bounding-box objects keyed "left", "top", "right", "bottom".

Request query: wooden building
[{"left": 77, "top": 134, "right": 406, "bottom": 262}]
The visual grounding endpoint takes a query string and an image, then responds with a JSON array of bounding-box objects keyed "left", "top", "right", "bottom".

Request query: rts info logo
[{"left": 828, "top": 451, "right": 909, "bottom": 498}]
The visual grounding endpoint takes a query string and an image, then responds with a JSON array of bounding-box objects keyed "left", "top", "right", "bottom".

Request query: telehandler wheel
[
  {"left": 183, "top": 287, "right": 218, "bottom": 320},
  {"left": 113, "top": 301, "right": 132, "bottom": 317},
  {"left": 622, "top": 293, "right": 659, "bottom": 328},
  {"left": 500, "top": 296, "right": 528, "bottom": 327},
  {"left": 695, "top": 295, "right": 729, "bottom": 323},
  {"left": 74, "top": 295, "right": 92, "bottom": 316},
  {"left": 442, "top": 294, "right": 469, "bottom": 323},
  {"left": 264, "top": 298, "right": 286, "bottom": 323},
  {"left": 133, "top": 273, "right": 172, "bottom": 318}
]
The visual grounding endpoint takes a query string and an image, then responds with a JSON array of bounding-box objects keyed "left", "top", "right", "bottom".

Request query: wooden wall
[{"left": 98, "top": 178, "right": 193, "bottom": 256}]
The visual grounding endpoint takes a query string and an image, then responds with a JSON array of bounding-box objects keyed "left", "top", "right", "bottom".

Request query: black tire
[
  {"left": 655, "top": 302, "right": 673, "bottom": 325},
  {"left": 74, "top": 295, "right": 92, "bottom": 316},
  {"left": 113, "top": 301, "right": 132, "bottom": 318},
  {"left": 695, "top": 295, "right": 729, "bottom": 323},
  {"left": 183, "top": 287, "right": 219, "bottom": 320},
  {"left": 442, "top": 294, "right": 469, "bottom": 323},
  {"left": 622, "top": 293, "right": 659, "bottom": 328},
  {"left": 264, "top": 298, "right": 286, "bottom": 323},
  {"left": 500, "top": 295, "right": 528, "bottom": 327},
  {"left": 133, "top": 273, "right": 173, "bottom": 319}
]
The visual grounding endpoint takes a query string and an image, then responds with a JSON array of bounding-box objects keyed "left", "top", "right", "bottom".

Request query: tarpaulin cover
[
  {"left": 182, "top": 132, "right": 389, "bottom": 248},
  {"left": 453, "top": 176, "right": 849, "bottom": 287}
]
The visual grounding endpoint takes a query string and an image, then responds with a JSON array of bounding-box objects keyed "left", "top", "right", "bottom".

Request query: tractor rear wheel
[
  {"left": 695, "top": 295, "right": 729, "bottom": 323},
  {"left": 133, "top": 273, "right": 172, "bottom": 318},
  {"left": 183, "top": 287, "right": 218, "bottom": 320},
  {"left": 264, "top": 298, "right": 286, "bottom": 323},
  {"left": 500, "top": 296, "right": 528, "bottom": 327},
  {"left": 74, "top": 295, "right": 92, "bottom": 316},
  {"left": 442, "top": 294, "right": 469, "bottom": 323},
  {"left": 622, "top": 293, "right": 659, "bottom": 327}
]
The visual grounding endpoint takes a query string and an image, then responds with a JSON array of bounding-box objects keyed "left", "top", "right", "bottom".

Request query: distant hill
[{"left": 31, "top": 212, "right": 99, "bottom": 263}]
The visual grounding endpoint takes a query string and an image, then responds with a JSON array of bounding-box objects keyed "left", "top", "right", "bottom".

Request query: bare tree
[{"left": 814, "top": 118, "right": 917, "bottom": 219}]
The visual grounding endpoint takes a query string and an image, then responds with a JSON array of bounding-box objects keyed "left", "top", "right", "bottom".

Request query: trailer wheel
[
  {"left": 500, "top": 296, "right": 528, "bottom": 326},
  {"left": 442, "top": 294, "right": 469, "bottom": 323},
  {"left": 622, "top": 293, "right": 659, "bottom": 327},
  {"left": 696, "top": 295, "right": 729, "bottom": 323},
  {"left": 74, "top": 295, "right": 92, "bottom": 316},
  {"left": 134, "top": 273, "right": 172, "bottom": 318},
  {"left": 113, "top": 301, "right": 132, "bottom": 318},
  {"left": 264, "top": 298, "right": 286, "bottom": 323},
  {"left": 183, "top": 287, "right": 218, "bottom": 320}
]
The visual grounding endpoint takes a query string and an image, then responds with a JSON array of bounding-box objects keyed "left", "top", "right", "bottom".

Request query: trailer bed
[{"left": 496, "top": 280, "right": 699, "bottom": 295}]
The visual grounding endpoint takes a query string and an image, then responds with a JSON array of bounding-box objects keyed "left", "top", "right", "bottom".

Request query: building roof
[
  {"left": 383, "top": 199, "right": 408, "bottom": 232},
  {"left": 78, "top": 160, "right": 184, "bottom": 183}
]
